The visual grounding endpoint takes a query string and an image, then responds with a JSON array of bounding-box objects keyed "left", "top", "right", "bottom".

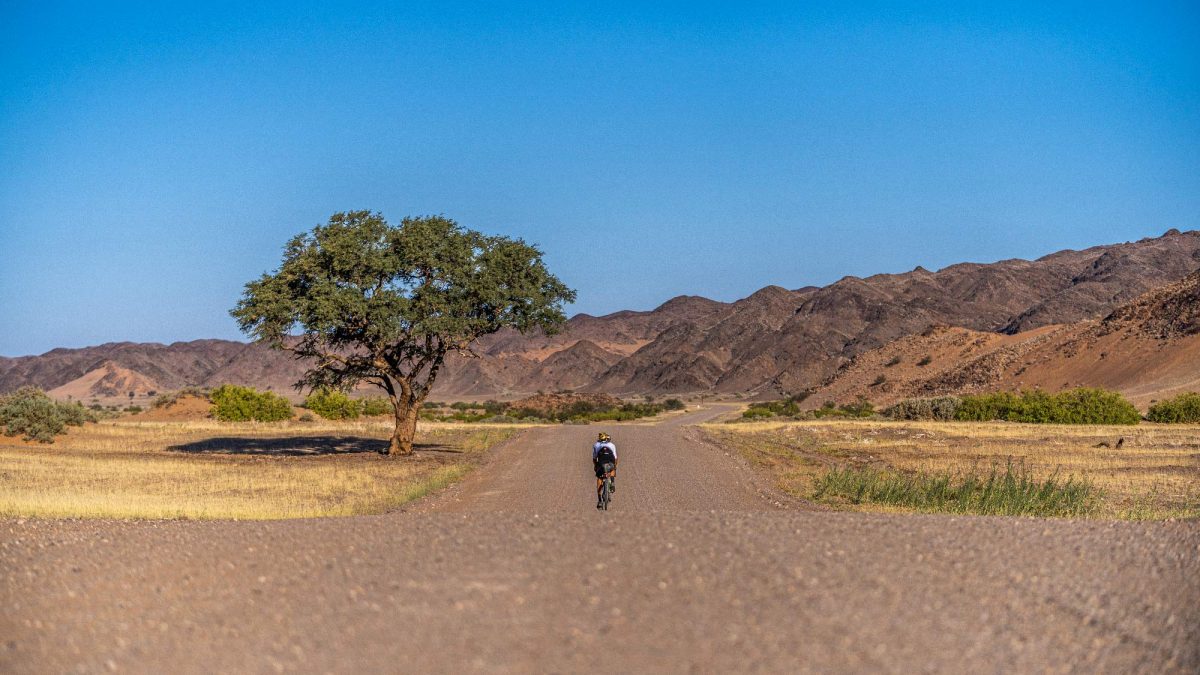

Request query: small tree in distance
[{"left": 231, "top": 211, "right": 575, "bottom": 455}]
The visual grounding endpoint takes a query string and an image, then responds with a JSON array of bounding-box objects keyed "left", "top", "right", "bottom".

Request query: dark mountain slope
[{"left": 594, "top": 229, "right": 1200, "bottom": 395}]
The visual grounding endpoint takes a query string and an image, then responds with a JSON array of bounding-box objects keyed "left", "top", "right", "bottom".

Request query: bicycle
[{"left": 597, "top": 461, "right": 615, "bottom": 510}]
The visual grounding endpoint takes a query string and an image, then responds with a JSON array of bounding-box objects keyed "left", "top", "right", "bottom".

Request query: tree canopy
[{"left": 231, "top": 211, "right": 575, "bottom": 454}]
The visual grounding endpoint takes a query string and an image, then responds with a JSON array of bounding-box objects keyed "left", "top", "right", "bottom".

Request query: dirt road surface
[{"left": 3, "top": 406, "right": 1198, "bottom": 673}]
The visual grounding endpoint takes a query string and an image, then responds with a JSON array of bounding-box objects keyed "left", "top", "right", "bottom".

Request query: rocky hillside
[
  {"left": 1099, "top": 268, "right": 1200, "bottom": 339},
  {"left": 0, "top": 340, "right": 300, "bottom": 402},
  {"left": 591, "top": 229, "right": 1200, "bottom": 396},
  {"left": 2, "top": 229, "right": 1198, "bottom": 401},
  {"left": 809, "top": 269, "right": 1200, "bottom": 408}
]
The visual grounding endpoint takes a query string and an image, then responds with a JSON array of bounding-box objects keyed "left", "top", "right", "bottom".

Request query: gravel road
[{"left": 3, "top": 406, "right": 1198, "bottom": 673}]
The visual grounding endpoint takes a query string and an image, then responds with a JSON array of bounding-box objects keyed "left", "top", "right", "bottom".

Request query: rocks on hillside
[{"left": 1101, "top": 269, "right": 1200, "bottom": 339}]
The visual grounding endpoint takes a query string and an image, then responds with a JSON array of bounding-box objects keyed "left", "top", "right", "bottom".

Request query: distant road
[{"left": 3, "top": 406, "right": 1197, "bottom": 673}]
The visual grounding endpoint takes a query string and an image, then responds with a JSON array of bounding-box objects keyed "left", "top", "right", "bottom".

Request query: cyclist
[{"left": 592, "top": 432, "right": 618, "bottom": 509}]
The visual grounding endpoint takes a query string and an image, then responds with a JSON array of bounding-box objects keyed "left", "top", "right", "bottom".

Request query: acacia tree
[{"left": 231, "top": 211, "right": 575, "bottom": 455}]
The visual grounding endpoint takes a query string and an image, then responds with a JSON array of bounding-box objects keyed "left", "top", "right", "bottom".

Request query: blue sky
[{"left": 1, "top": 1, "right": 1197, "bottom": 356}]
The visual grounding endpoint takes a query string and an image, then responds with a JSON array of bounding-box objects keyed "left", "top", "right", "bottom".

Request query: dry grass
[
  {"left": 0, "top": 418, "right": 530, "bottom": 520},
  {"left": 704, "top": 419, "right": 1200, "bottom": 519}
]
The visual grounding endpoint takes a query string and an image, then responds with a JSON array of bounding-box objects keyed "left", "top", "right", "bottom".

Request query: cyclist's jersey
[{"left": 592, "top": 441, "right": 617, "bottom": 464}]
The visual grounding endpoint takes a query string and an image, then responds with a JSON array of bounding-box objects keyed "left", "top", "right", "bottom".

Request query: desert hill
[
  {"left": 592, "top": 229, "right": 1200, "bottom": 396},
  {"left": 0, "top": 340, "right": 300, "bottom": 403},
  {"left": 809, "top": 269, "right": 1200, "bottom": 407},
  {"left": 2, "top": 229, "right": 1199, "bottom": 401},
  {"left": 46, "top": 360, "right": 162, "bottom": 401}
]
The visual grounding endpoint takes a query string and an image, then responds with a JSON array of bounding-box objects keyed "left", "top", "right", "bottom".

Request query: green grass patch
[{"left": 813, "top": 461, "right": 1100, "bottom": 517}]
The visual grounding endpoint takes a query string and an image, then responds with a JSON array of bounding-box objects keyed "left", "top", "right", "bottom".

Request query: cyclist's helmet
[{"left": 597, "top": 432, "right": 611, "bottom": 442}]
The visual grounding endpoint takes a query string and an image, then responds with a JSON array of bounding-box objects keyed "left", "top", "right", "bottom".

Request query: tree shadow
[{"left": 167, "top": 436, "right": 459, "bottom": 456}]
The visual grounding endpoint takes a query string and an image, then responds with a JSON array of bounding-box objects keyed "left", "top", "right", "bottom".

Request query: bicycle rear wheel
[{"left": 600, "top": 479, "right": 610, "bottom": 510}]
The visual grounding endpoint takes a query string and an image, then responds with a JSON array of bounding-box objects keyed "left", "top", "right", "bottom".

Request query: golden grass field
[
  {"left": 704, "top": 418, "right": 1200, "bottom": 519},
  {"left": 0, "top": 417, "right": 530, "bottom": 520}
]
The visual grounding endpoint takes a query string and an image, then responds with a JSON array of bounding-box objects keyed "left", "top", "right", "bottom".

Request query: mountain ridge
[
  {"left": 3, "top": 229, "right": 1198, "bottom": 402},
  {"left": 807, "top": 268, "right": 1200, "bottom": 407}
]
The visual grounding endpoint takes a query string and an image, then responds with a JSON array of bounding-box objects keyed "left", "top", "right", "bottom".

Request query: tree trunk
[{"left": 387, "top": 400, "right": 419, "bottom": 456}]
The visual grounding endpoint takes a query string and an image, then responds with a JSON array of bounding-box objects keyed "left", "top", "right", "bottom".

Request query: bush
[
  {"left": 1146, "top": 392, "right": 1200, "bottom": 423},
  {"left": 884, "top": 355, "right": 901, "bottom": 368},
  {"left": 361, "top": 397, "right": 392, "bottom": 417},
  {"left": 1052, "top": 388, "right": 1141, "bottom": 425},
  {"left": 503, "top": 400, "right": 668, "bottom": 423},
  {"left": 0, "top": 387, "right": 97, "bottom": 443},
  {"left": 742, "top": 406, "right": 775, "bottom": 419},
  {"left": 153, "top": 387, "right": 208, "bottom": 408},
  {"left": 304, "top": 388, "right": 361, "bottom": 420},
  {"left": 917, "top": 355, "right": 933, "bottom": 367},
  {"left": 812, "top": 396, "right": 875, "bottom": 419},
  {"left": 664, "top": 398, "right": 686, "bottom": 411},
  {"left": 885, "top": 396, "right": 962, "bottom": 421},
  {"left": 481, "top": 400, "right": 509, "bottom": 415},
  {"left": 954, "top": 388, "right": 1139, "bottom": 425},
  {"left": 210, "top": 384, "right": 293, "bottom": 422},
  {"left": 744, "top": 395, "right": 875, "bottom": 420}
]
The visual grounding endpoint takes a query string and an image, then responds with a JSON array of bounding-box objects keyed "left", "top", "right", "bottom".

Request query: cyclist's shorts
[{"left": 594, "top": 461, "right": 615, "bottom": 478}]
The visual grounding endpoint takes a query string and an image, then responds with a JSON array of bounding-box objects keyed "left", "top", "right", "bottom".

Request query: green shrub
[
  {"left": 153, "top": 387, "right": 208, "bottom": 408},
  {"left": 209, "top": 384, "right": 293, "bottom": 422},
  {"left": 742, "top": 395, "right": 875, "bottom": 421},
  {"left": 304, "top": 388, "right": 361, "bottom": 420},
  {"left": 1051, "top": 388, "right": 1141, "bottom": 425},
  {"left": 1146, "top": 392, "right": 1200, "bottom": 423},
  {"left": 0, "top": 387, "right": 98, "bottom": 443},
  {"left": 840, "top": 396, "right": 875, "bottom": 417},
  {"left": 481, "top": 400, "right": 509, "bottom": 415},
  {"left": 809, "top": 397, "right": 875, "bottom": 419},
  {"left": 885, "top": 396, "right": 962, "bottom": 421},
  {"left": 503, "top": 400, "right": 666, "bottom": 423},
  {"left": 361, "top": 397, "right": 392, "bottom": 417},
  {"left": 955, "top": 388, "right": 1139, "bottom": 425},
  {"left": 884, "top": 355, "right": 901, "bottom": 368},
  {"left": 508, "top": 407, "right": 542, "bottom": 420},
  {"left": 742, "top": 406, "right": 772, "bottom": 419},
  {"left": 664, "top": 398, "right": 686, "bottom": 411},
  {"left": 917, "top": 355, "right": 933, "bottom": 367},
  {"left": 752, "top": 399, "right": 801, "bottom": 417}
]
